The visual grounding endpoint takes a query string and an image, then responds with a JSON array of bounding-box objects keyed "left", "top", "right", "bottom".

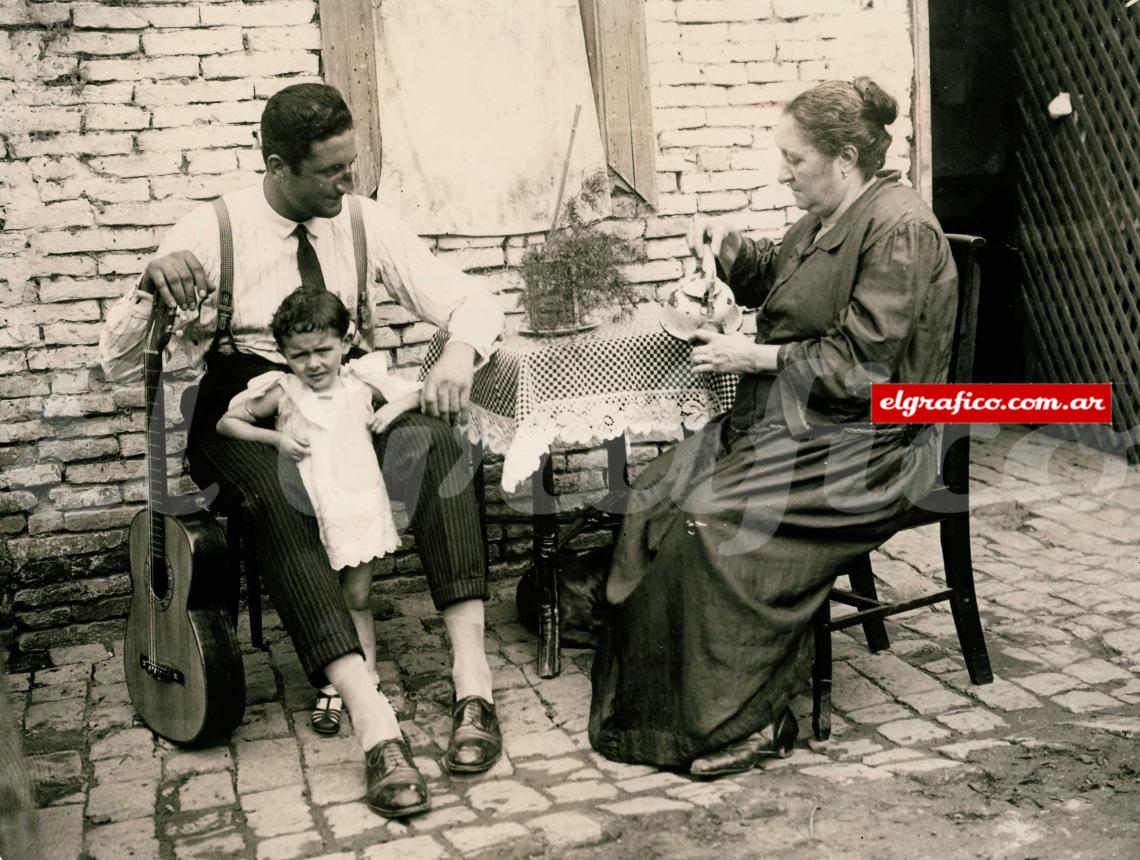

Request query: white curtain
[{"left": 372, "top": 0, "right": 609, "bottom": 236}]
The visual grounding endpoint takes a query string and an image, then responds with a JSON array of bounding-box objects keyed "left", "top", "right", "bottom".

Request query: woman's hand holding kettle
[
  {"left": 686, "top": 218, "right": 744, "bottom": 278},
  {"left": 661, "top": 220, "right": 745, "bottom": 341}
]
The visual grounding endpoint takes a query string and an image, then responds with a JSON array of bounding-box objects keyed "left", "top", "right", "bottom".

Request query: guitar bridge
[{"left": 139, "top": 654, "right": 185, "bottom": 685}]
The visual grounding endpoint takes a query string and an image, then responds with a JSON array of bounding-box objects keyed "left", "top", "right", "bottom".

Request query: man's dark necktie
[{"left": 293, "top": 224, "right": 326, "bottom": 291}]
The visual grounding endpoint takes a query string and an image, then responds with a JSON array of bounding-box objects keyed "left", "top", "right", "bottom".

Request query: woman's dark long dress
[{"left": 588, "top": 171, "right": 959, "bottom": 767}]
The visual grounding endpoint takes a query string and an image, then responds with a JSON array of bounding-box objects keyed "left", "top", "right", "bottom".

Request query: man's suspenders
[
  {"left": 208, "top": 196, "right": 372, "bottom": 355},
  {"left": 210, "top": 198, "right": 237, "bottom": 354},
  {"left": 347, "top": 197, "right": 373, "bottom": 338}
]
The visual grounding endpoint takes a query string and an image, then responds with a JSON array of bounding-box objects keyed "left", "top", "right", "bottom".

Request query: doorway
[{"left": 928, "top": 0, "right": 1023, "bottom": 383}]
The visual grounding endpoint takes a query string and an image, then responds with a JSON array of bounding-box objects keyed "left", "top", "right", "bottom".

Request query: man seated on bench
[{"left": 100, "top": 83, "right": 506, "bottom": 820}]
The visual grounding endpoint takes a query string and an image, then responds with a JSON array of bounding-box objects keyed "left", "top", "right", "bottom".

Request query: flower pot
[
  {"left": 522, "top": 290, "right": 597, "bottom": 336},
  {"left": 527, "top": 290, "right": 577, "bottom": 331}
]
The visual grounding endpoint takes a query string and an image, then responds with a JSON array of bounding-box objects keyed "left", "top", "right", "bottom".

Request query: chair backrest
[
  {"left": 939, "top": 234, "right": 985, "bottom": 494},
  {"left": 944, "top": 234, "right": 986, "bottom": 387}
]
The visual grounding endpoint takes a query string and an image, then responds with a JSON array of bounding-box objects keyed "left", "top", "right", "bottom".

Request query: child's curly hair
[{"left": 270, "top": 288, "right": 351, "bottom": 349}]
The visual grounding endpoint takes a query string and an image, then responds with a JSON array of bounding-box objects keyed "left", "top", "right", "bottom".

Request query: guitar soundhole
[
  {"left": 148, "top": 560, "right": 173, "bottom": 609},
  {"left": 152, "top": 564, "right": 169, "bottom": 599}
]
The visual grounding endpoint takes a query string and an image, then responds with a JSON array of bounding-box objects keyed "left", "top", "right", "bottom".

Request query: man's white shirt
[{"left": 99, "top": 186, "right": 504, "bottom": 381}]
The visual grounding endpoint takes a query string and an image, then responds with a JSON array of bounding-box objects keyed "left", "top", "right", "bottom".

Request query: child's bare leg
[
  {"left": 313, "top": 561, "right": 389, "bottom": 738},
  {"left": 338, "top": 561, "right": 398, "bottom": 739},
  {"left": 341, "top": 562, "right": 379, "bottom": 684}
]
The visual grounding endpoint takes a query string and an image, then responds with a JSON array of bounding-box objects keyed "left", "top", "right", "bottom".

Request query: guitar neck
[{"left": 144, "top": 301, "right": 172, "bottom": 570}]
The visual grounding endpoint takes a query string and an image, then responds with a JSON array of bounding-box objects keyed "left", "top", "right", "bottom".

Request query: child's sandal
[{"left": 311, "top": 692, "right": 343, "bottom": 736}]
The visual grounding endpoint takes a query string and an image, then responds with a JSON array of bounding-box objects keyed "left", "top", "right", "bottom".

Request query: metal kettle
[{"left": 660, "top": 243, "right": 743, "bottom": 341}]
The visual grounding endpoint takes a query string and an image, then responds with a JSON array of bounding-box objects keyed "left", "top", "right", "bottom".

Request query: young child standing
[{"left": 217, "top": 288, "right": 420, "bottom": 741}]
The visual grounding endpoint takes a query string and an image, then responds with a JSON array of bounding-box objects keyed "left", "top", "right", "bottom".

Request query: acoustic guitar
[{"left": 124, "top": 298, "right": 245, "bottom": 745}]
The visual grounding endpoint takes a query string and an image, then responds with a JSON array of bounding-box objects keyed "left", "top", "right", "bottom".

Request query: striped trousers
[{"left": 186, "top": 351, "right": 487, "bottom": 686}]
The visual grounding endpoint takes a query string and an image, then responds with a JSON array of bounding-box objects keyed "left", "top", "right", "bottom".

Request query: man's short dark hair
[
  {"left": 261, "top": 84, "right": 353, "bottom": 172},
  {"left": 271, "top": 288, "right": 351, "bottom": 348}
]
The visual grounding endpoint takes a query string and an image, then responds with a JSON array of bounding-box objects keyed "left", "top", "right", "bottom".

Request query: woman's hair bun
[{"left": 852, "top": 76, "right": 898, "bottom": 127}]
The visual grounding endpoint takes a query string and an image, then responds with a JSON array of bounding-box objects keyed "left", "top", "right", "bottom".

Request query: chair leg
[
  {"left": 225, "top": 510, "right": 243, "bottom": 633},
  {"left": 533, "top": 454, "right": 560, "bottom": 678},
  {"left": 228, "top": 506, "right": 264, "bottom": 651},
  {"left": 940, "top": 513, "right": 993, "bottom": 685},
  {"left": 246, "top": 552, "right": 264, "bottom": 651},
  {"left": 847, "top": 553, "right": 890, "bottom": 653},
  {"left": 605, "top": 434, "right": 631, "bottom": 536},
  {"left": 811, "top": 599, "right": 832, "bottom": 741}
]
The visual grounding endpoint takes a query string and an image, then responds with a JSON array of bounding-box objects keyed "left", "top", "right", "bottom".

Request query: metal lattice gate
[{"left": 1012, "top": 0, "right": 1140, "bottom": 459}]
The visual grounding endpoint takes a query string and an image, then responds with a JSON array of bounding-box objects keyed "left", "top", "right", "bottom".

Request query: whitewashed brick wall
[{"left": 0, "top": 0, "right": 917, "bottom": 650}]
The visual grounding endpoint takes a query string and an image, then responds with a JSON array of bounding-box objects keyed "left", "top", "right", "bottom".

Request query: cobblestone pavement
[{"left": 13, "top": 428, "right": 1140, "bottom": 859}]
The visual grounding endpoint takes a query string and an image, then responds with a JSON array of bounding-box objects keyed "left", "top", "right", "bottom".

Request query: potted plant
[{"left": 519, "top": 171, "right": 645, "bottom": 334}]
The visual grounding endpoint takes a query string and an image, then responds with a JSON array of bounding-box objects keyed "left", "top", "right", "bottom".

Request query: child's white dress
[{"left": 229, "top": 352, "right": 421, "bottom": 571}]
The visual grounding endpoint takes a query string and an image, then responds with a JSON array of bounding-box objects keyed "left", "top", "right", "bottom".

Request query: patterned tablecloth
[{"left": 422, "top": 305, "right": 738, "bottom": 492}]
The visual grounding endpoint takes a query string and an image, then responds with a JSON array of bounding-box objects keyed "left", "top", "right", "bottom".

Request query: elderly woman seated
[{"left": 588, "top": 77, "right": 957, "bottom": 776}]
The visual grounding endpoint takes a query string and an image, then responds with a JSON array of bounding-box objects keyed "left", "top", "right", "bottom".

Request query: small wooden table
[{"left": 423, "top": 306, "right": 737, "bottom": 676}]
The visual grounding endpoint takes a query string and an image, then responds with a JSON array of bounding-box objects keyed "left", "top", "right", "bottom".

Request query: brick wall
[{"left": 0, "top": 0, "right": 918, "bottom": 652}]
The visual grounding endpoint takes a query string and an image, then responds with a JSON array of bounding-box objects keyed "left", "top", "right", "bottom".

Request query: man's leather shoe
[
  {"left": 444, "top": 695, "right": 502, "bottom": 774},
  {"left": 365, "top": 736, "right": 430, "bottom": 819}
]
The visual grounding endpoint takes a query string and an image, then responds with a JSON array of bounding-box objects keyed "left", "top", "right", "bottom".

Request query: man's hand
[
  {"left": 141, "top": 250, "right": 212, "bottom": 311},
  {"left": 421, "top": 341, "right": 476, "bottom": 424},
  {"left": 276, "top": 434, "right": 310, "bottom": 462}
]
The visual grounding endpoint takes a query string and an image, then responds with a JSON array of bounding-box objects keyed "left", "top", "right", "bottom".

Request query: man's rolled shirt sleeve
[
  {"left": 362, "top": 199, "right": 505, "bottom": 367},
  {"left": 98, "top": 203, "right": 221, "bottom": 382},
  {"left": 99, "top": 289, "right": 156, "bottom": 383}
]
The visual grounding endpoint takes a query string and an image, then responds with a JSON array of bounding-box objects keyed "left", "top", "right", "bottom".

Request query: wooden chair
[
  {"left": 175, "top": 391, "right": 265, "bottom": 651},
  {"left": 811, "top": 234, "right": 994, "bottom": 741},
  {"left": 220, "top": 503, "right": 264, "bottom": 650}
]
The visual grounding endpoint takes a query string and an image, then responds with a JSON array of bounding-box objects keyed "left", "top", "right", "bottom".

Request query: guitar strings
[
  {"left": 147, "top": 311, "right": 156, "bottom": 673},
  {"left": 146, "top": 303, "right": 167, "bottom": 674}
]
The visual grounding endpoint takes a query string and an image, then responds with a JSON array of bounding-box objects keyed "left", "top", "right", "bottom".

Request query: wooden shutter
[
  {"left": 319, "top": 0, "right": 383, "bottom": 198},
  {"left": 579, "top": 0, "right": 658, "bottom": 206}
]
